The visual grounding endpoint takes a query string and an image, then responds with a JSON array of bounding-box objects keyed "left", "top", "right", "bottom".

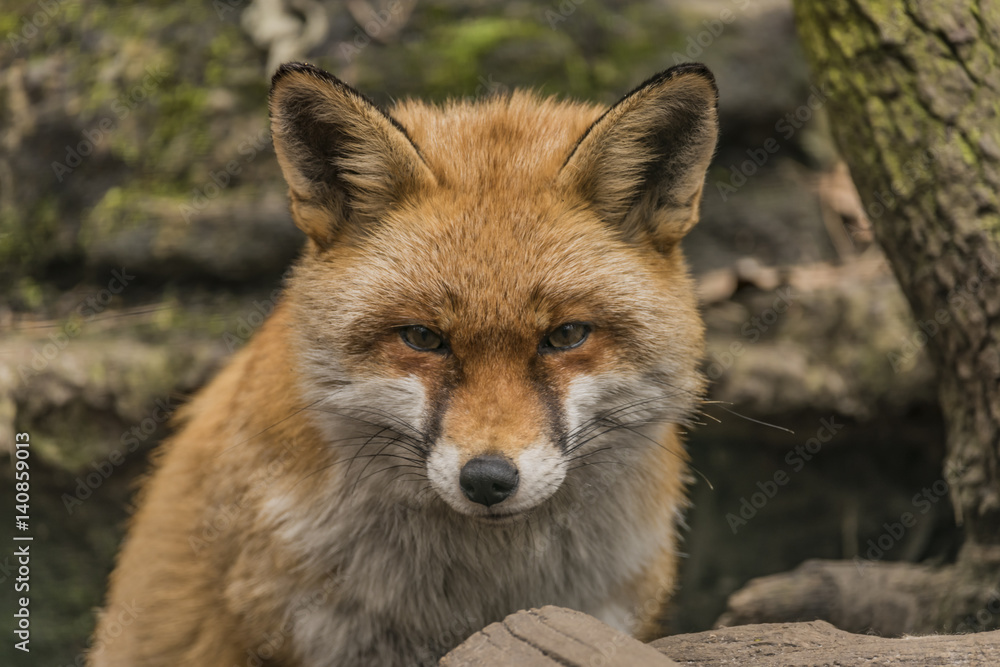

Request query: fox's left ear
[
  {"left": 269, "top": 63, "right": 436, "bottom": 249},
  {"left": 558, "top": 64, "right": 719, "bottom": 251}
]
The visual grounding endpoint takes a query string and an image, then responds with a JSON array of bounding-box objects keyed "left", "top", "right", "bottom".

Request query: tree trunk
[{"left": 728, "top": 0, "right": 1000, "bottom": 634}]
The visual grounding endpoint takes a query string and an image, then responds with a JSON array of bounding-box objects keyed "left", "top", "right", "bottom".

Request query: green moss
[
  {"left": 0, "top": 11, "right": 18, "bottom": 35},
  {"left": 206, "top": 29, "right": 246, "bottom": 87},
  {"left": 31, "top": 404, "right": 114, "bottom": 472},
  {"left": 420, "top": 17, "right": 570, "bottom": 97},
  {"left": 0, "top": 0, "right": 277, "bottom": 286},
  {"left": 141, "top": 79, "right": 212, "bottom": 170},
  {"left": 15, "top": 276, "right": 45, "bottom": 310},
  {"left": 856, "top": 0, "right": 910, "bottom": 39},
  {"left": 80, "top": 184, "right": 209, "bottom": 255},
  {"left": 956, "top": 133, "right": 978, "bottom": 166},
  {"left": 0, "top": 197, "right": 61, "bottom": 285},
  {"left": 828, "top": 22, "right": 870, "bottom": 59},
  {"left": 79, "top": 186, "right": 131, "bottom": 246}
]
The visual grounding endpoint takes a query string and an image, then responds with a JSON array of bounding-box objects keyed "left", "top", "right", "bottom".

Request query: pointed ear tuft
[
  {"left": 269, "top": 62, "right": 435, "bottom": 248},
  {"left": 558, "top": 64, "right": 719, "bottom": 251}
]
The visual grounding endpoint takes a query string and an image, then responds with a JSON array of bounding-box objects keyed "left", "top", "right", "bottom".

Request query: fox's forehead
[
  {"left": 390, "top": 91, "right": 606, "bottom": 188},
  {"left": 336, "top": 201, "right": 659, "bottom": 343},
  {"left": 336, "top": 94, "right": 653, "bottom": 325}
]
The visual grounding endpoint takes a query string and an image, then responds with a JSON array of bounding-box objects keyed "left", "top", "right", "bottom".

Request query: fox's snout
[
  {"left": 458, "top": 455, "right": 519, "bottom": 507},
  {"left": 428, "top": 437, "right": 567, "bottom": 517}
]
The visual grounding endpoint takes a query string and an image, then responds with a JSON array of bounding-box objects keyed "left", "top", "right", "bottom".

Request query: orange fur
[{"left": 92, "top": 62, "right": 718, "bottom": 666}]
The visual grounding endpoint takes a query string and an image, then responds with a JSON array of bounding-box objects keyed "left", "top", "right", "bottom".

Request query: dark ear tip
[
  {"left": 271, "top": 62, "right": 316, "bottom": 87},
  {"left": 639, "top": 63, "right": 718, "bottom": 100},
  {"left": 270, "top": 62, "right": 346, "bottom": 93},
  {"left": 666, "top": 62, "right": 716, "bottom": 85}
]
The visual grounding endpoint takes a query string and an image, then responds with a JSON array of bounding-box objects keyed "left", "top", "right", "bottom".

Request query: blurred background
[{"left": 0, "top": 0, "right": 958, "bottom": 663}]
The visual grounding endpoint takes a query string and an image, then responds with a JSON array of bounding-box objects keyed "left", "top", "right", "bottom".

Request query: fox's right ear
[
  {"left": 558, "top": 64, "right": 719, "bottom": 252},
  {"left": 269, "top": 63, "right": 435, "bottom": 248}
]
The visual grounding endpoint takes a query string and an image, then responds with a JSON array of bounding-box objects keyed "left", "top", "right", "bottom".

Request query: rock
[
  {"left": 81, "top": 188, "right": 303, "bottom": 282},
  {"left": 703, "top": 255, "right": 936, "bottom": 419},
  {"left": 0, "top": 296, "right": 255, "bottom": 469}
]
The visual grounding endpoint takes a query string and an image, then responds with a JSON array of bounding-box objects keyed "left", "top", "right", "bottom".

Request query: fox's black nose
[{"left": 459, "top": 456, "right": 519, "bottom": 507}]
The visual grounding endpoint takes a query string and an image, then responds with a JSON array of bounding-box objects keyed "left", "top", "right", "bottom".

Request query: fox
[{"left": 91, "top": 61, "right": 719, "bottom": 666}]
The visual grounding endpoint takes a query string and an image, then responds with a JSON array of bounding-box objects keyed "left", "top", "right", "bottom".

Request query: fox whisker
[{"left": 218, "top": 396, "right": 332, "bottom": 457}]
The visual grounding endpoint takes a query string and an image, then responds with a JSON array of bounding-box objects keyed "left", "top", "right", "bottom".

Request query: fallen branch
[{"left": 717, "top": 557, "right": 1000, "bottom": 636}]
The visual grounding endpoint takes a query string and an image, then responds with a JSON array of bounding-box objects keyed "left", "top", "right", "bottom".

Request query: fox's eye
[
  {"left": 400, "top": 325, "right": 444, "bottom": 352},
  {"left": 541, "top": 323, "right": 591, "bottom": 352}
]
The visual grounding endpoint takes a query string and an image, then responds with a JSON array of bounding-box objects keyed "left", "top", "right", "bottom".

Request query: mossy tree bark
[
  {"left": 729, "top": 0, "right": 1000, "bottom": 634},
  {"left": 794, "top": 0, "right": 1000, "bottom": 544}
]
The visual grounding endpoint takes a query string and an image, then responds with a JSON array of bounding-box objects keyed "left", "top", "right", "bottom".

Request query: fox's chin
[
  {"left": 434, "top": 497, "right": 536, "bottom": 523},
  {"left": 428, "top": 480, "right": 561, "bottom": 520},
  {"left": 472, "top": 511, "right": 527, "bottom": 525}
]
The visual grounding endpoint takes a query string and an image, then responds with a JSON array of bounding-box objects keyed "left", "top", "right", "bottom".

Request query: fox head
[{"left": 269, "top": 63, "right": 718, "bottom": 520}]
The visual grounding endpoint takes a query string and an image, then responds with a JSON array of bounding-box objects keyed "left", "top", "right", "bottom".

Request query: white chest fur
[{"left": 265, "top": 445, "right": 677, "bottom": 667}]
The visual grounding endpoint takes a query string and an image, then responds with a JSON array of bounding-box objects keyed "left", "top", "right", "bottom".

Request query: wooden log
[
  {"left": 439, "top": 606, "right": 678, "bottom": 666},
  {"left": 651, "top": 619, "right": 1000, "bottom": 666},
  {"left": 441, "top": 607, "right": 1000, "bottom": 666}
]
